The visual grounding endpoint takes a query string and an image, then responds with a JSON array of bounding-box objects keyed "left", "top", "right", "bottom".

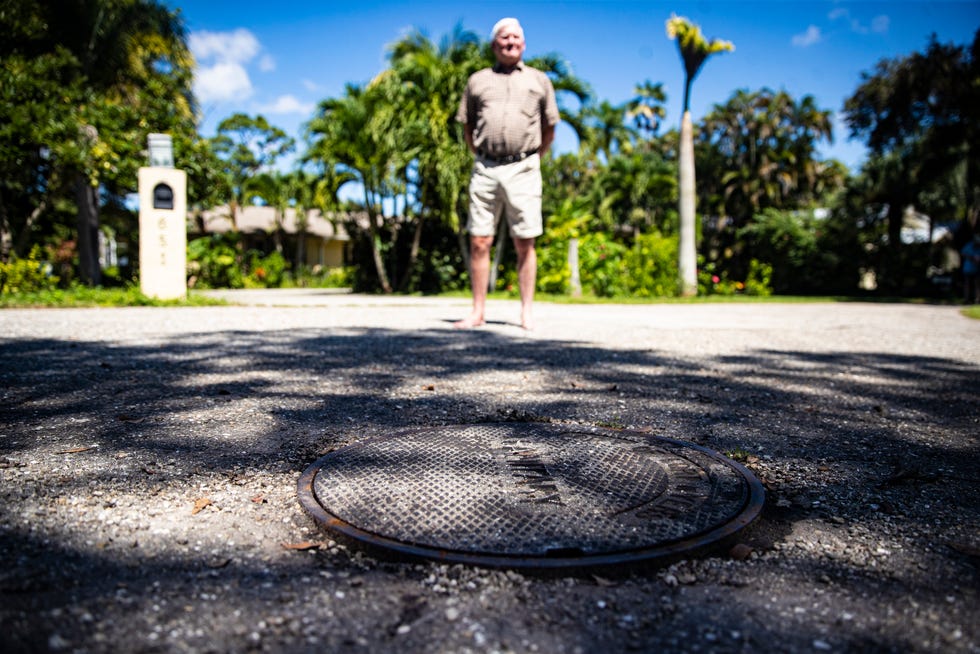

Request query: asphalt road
[{"left": 1, "top": 294, "right": 978, "bottom": 653}]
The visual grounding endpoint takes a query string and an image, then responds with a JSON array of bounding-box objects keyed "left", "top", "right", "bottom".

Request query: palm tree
[
  {"left": 525, "top": 53, "right": 592, "bottom": 151},
  {"left": 245, "top": 171, "right": 291, "bottom": 254},
  {"left": 387, "top": 26, "right": 485, "bottom": 282},
  {"left": 583, "top": 100, "right": 637, "bottom": 162},
  {"left": 626, "top": 81, "right": 667, "bottom": 140},
  {"left": 699, "top": 88, "right": 839, "bottom": 223},
  {"left": 595, "top": 151, "right": 677, "bottom": 236},
  {"left": 788, "top": 94, "right": 835, "bottom": 200},
  {"left": 308, "top": 87, "right": 392, "bottom": 293},
  {"left": 666, "top": 14, "right": 733, "bottom": 295},
  {"left": 308, "top": 71, "right": 427, "bottom": 293}
]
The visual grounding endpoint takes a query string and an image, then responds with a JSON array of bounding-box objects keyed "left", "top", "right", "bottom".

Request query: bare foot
[
  {"left": 521, "top": 311, "right": 534, "bottom": 331},
  {"left": 453, "top": 314, "right": 485, "bottom": 329}
]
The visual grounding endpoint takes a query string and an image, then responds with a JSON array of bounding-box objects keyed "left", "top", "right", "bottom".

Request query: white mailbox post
[{"left": 138, "top": 134, "right": 186, "bottom": 300}]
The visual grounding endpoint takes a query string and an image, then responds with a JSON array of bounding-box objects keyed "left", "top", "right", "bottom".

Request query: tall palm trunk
[
  {"left": 75, "top": 174, "right": 101, "bottom": 286},
  {"left": 666, "top": 15, "right": 734, "bottom": 297},
  {"left": 364, "top": 191, "right": 393, "bottom": 293},
  {"left": 397, "top": 215, "right": 425, "bottom": 292},
  {"left": 678, "top": 110, "right": 697, "bottom": 296}
]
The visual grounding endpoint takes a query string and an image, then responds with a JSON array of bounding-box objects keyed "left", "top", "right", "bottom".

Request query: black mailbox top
[{"left": 153, "top": 183, "right": 174, "bottom": 210}]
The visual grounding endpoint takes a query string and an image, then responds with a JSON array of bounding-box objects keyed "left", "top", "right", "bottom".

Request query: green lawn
[
  {"left": 0, "top": 286, "right": 227, "bottom": 308},
  {"left": 2, "top": 286, "right": 978, "bottom": 320},
  {"left": 963, "top": 305, "right": 980, "bottom": 320}
]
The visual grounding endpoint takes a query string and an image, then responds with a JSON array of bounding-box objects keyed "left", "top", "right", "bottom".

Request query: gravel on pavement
[{"left": 1, "top": 291, "right": 978, "bottom": 653}]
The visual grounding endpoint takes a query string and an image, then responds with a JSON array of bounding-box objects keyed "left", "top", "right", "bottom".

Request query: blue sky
[{"left": 167, "top": 0, "right": 979, "bottom": 172}]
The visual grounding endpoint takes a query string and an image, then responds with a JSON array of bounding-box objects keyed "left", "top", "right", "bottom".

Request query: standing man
[{"left": 455, "top": 17, "right": 560, "bottom": 330}]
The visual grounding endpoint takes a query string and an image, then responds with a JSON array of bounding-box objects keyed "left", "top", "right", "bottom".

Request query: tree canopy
[
  {"left": 1, "top": 0, "right": 200, "bottom": 285},
  {"left": 843, "top": 29, "right": 980, "bottom": 293},
  {"left": 2, "top": 4, "right": 975, "bottom": 300}
]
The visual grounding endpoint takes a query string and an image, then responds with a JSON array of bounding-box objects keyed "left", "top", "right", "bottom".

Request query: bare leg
[
  {"left": 454, "top": 235, "right": 493, "bottom": 328},
  {"left": 514, "top": 236, "right": 536, "bottom": 330}
]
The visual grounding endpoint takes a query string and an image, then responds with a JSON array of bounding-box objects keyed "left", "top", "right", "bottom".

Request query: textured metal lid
[{"left": 298, "top": 423, "right": 764, "bottom": 570}]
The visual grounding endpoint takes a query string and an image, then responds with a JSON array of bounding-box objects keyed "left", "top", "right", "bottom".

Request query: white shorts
[{"left": 467, "top": 153, "right": 543, "bottom": 239}]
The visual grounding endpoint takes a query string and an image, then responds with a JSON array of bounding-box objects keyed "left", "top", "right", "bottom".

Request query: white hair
[{"left": 491, "top": 17, "right": 523, "bottom": 40}]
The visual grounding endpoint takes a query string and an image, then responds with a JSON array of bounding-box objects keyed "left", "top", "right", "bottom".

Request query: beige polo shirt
[{"left": 457, "top": 62, "right": 560, "bottom": 157}]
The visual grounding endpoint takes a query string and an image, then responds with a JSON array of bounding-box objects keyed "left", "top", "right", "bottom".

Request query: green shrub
[
  {"left": 744, "top": 259, "right": 773, "bottom": 296},
  {"left": 697, "top": 255, "right": 773, "bottom": 296},
  {"left": 291, "top": 265, "right": 355, "bottom": 288},
  {"left": 536, "top": 239, "right": 573, "bottom": 294},
  {"left": 320, "top": 266, "right": 355, "bottom": 288},
  {"left": 579, "top": 233, "right": 631, "bottom": 297},
  {"left": 0, "top": 246, "right": 59, "bottom": 294},
  {"left": 623, "top": 231, "right": 679, "bottom": 297},
  {"left": 537, "top": 229, "right": 680, "bottom": 298},
  {"left": 537, "top": 198, "right": 592, "bottom": 294},
  {"left": 697, "top": 257, "right": 742, "bottom": 296},
  {"left": 186, "top": 234, "right": 243, "bottom": 288},
  {"left": 739, "top": 209, "right": 819, "bottom": 294},
  {"left": 246, "top": 250, "right": 288, "bottom": 288}
]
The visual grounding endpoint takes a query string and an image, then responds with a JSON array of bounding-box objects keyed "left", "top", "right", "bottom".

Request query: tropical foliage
[
  {"left": 1, "top": 0, "right": 199, "bottom": 285},
  {"left": 2, "top": 0, "right": 977, "bottom": 302},
  {"left": 842, "top": 30, "right": 980, "bottom": 294},
  {"left": 212, "top": 113, "right": 295, "bottom": 230}
]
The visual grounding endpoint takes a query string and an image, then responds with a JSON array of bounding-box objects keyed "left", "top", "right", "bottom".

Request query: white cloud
[
  {"left": 302, "top": 79, "right": 321, "bottom": 92},
  {"left": 257, "top": 95, "right": 315, "bottom": 116},
  {"left": 194, "top": 61, "right": 253, "bottom": 103},
  {"left": 792, "top": 25, "right": 822, "bottom": 47},
  {"left": 871, "top": 15, "right": 890, "bottom": 34},
  {"left": 190, "top": 28, "right": 263, "bottom": 105},
  {"left": 190, "top": 28, "right": 260, "bottom": 64},
  {"left": 259, "top": 55, "right": 276, "bottom": 72},
  {"left": 828, "top": 8, "right": 889, "bottom": 36}
]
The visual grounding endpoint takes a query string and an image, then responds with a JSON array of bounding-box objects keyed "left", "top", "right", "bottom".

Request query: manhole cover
[{"left": 298, "top": 423, "right": 764, "bottom": 570}]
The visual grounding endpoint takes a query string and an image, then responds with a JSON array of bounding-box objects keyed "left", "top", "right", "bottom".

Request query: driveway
[{"left": 1, "top": 295, "right": 977, "bottom": 653}]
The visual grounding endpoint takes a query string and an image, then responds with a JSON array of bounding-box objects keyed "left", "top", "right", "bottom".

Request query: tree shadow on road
[{"left": 1, "top": 326, "right": 978, "bottom": 651}]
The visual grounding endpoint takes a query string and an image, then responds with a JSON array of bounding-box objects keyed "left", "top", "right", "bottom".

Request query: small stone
[
  {"left": 445, "top": 607, "right": 460, "bottom": 621},
  {"left": 729, "top": 543, "right": 753, "bottom": 560},
  {"left": 48, "top": 634, "right": 70, "bottom": 651}
]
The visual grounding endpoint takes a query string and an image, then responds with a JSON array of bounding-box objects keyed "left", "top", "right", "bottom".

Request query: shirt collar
[{"left": 492, "top": 60, "right": 525, "bottom": 73}]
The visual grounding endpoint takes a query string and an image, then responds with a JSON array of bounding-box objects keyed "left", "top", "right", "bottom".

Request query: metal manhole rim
[{"left": 297, "top": 423, "right": 766, "bottom": 570}]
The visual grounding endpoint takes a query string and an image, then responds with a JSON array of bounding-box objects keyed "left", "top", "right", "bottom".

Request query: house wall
[{"left": 304, "top": 238, "right": 345, "bottom": 269}]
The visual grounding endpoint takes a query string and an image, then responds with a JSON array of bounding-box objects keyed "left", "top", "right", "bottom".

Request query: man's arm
[
  {"left": 464, "top": 124, "right": 476, "bottom": 154},
  {"left": 539, "top": 73, "right": 559, "bottom": 156},
  {"left": 538, "top": 123, "right": 555, "bottom": 156}
]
